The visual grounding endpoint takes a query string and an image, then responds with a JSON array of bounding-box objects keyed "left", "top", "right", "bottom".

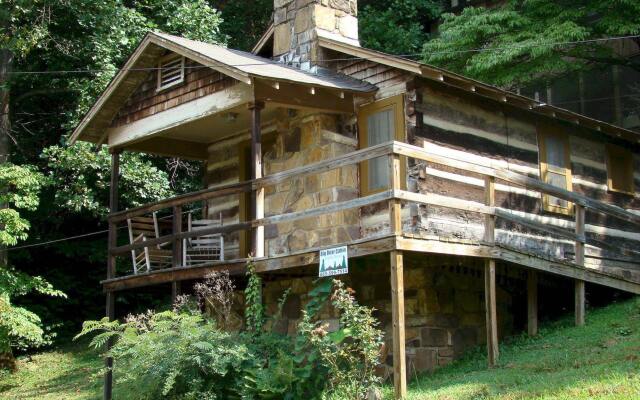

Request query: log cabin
[{"left": 70, "top": 1, "right": 640, "bottom": 398}]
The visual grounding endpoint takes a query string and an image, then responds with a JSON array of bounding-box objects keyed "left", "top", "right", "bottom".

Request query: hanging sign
[{"left": 319, "top": 246, "right": 349, "bottom": 277}]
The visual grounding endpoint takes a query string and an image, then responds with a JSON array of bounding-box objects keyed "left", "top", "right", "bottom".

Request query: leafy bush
[{"left": 77, "top": 263, "right": 383, "bottom": 399}]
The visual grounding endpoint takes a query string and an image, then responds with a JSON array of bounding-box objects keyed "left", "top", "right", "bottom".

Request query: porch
[{"left": 104, "top": 140, "right": 640, "bottom": 293}]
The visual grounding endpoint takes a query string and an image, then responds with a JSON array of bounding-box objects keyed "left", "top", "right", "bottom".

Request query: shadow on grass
[
  {"left": 387, "top": 299, "right": 640, "bottom": 400},
  {"left": 0, "top": 341, "right": 104, "bottom": 400}
]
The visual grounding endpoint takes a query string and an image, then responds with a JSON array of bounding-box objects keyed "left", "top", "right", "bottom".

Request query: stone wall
[
  {"left": 205, "top": 109, "right": 360, "bottom": 259},
  {"left": 264, "top": 110, "right": 360, "bottom": 256},
  {"left": 273, "top": 0, "right": 359, "bottom": 69},
  {"left": 262, "top": 254, "right": 514, "bottom": 378}
]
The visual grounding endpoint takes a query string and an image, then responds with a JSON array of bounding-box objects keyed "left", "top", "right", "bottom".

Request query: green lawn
[
  {"left": 1, "top": 298, "right": 639, "bottom": 400},
  {"left": 0, "top": 343, "right": 103, "bottom": 400},
  {"left": 384, "top": 297, "right": 640, "bottom": 399}
]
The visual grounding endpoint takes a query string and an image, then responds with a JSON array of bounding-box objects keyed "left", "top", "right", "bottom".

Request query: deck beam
[
  {"left": 390, "top": 250, "right": 407, "bottom": 399},
  {"left": 249, "top": 101, "right": 265, "bottom": 258},
  {"left": 104, "top": 150, "right": 120, "bottom": 400},
  {"left": 484, "top": 259, "right": 499, "bottom": 367},
  {"left": 527, "top": 270, "right": 538, "bottom": 336}
]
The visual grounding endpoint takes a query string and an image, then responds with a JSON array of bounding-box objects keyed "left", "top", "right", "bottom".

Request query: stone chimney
[{"left": 273, "top": 0, "right": 359, "bottom": 69}]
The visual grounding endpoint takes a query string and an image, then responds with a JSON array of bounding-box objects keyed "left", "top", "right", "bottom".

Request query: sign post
[{"left": 319, "top": 246, "right": 349, "bottom": 277}]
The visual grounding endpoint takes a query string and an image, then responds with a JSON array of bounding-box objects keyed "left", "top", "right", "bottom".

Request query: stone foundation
[{"left": 262, "top": 255, "right": 514, "bottom": 377}]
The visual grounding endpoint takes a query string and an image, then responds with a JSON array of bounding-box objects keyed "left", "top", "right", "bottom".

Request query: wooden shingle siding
[
  {"left": 335, "top": 59, "right": 412, "bottom": 91},
  {"left": 112, "top": 59, "right": 237, "bottom": 127}
]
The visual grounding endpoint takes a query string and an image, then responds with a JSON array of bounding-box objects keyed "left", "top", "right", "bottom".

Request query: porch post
[
  {"left": 249, "top": 101, "right": 265, "bottom": 258},
  {"left": 104, "top": 149, "right": 120, "bottom": 400},
  {"left": 527, "top": 270, "right": 538, "bottom": 336},
  {"left": 484, "top": 259, "right": 499, "bottom": 367},
  {"left": 390, "top": 250, "right": 406, "bottom": 399},
  {"left": 574, "top": 205, "right": 586, "bottom": 326}
]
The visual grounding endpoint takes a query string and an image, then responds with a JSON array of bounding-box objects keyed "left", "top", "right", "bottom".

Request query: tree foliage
[
  {"left": 422, "top": 0, "right": 640, "bottom": 89},
  {"left": 359, "top": 0, "right": 442, "bottom": 55},
  {"left": 0, "top": 163, "right": 65, "bottom": 368},
  {"left": 1, "top": 0, "right": 226, "bottom": 360}
]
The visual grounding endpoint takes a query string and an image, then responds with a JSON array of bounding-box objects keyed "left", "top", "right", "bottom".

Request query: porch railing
[{"left": 106, "top": 140, "right": 640, "bottom": 280}]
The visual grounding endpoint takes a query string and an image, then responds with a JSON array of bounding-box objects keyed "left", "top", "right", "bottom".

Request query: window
[
  {"left": 157, "top": 55, "right": 185, "bottom": 91},
  {"left": 358, "top": 95, "right": 406, "bottom": 195},
  {"left": 606, "top": 144, "right": 634, "bottom": 194},
  {"left": 538, "top": 124, "right": 573, "bottom": 214}
]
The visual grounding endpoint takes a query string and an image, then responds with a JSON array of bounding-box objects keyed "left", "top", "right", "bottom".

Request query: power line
[
  {"left": 1, "top": 206, "right": 203, "bottom": 253},
  {"left": 7, "top": 34, "right": 639, "bottom": 76},
  {"left": 3, "top": 230, "right": 109, "bottom": 252}
]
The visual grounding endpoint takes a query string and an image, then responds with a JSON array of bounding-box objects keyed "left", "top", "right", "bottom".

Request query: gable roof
[
  {"left": 70, "top": 31, "right": 376, "bottom": 144},
  {"left": 316, "top": 32, "right": 640, "bottom": 144}
]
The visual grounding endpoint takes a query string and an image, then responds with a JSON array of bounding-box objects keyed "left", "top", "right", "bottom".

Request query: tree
[
  {"left": 0, "top": 164, "right": 65, "bottom": 370},
  {"left": 422, "top": 0, "right": 640, "bottom": 90},
  {"left": 0, "top": 0, "right": 227, "bottom": 364},
  {"left": 359, "top": 0, "right": 442, "bottom": 55}
]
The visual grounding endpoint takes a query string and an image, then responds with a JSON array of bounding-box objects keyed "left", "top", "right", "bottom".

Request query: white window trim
[{"left": 156, "top": 55, "right": 185, "bottom": 92}]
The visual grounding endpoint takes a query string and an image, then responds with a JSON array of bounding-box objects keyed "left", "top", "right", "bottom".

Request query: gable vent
[{"left": 157, "top": 56, "right": 185, "bottom": 91}]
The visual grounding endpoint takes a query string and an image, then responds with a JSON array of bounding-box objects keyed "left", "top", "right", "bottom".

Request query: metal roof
[{"left": 70, "top": 31, "right": 376, "bottom": 144}]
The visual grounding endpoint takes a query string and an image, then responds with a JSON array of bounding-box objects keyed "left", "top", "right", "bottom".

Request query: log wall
[{"left": 409, "top": 80, "right": 640, "bottom": 281}]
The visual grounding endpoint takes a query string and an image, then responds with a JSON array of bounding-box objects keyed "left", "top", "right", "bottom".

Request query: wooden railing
[{"left": 107, "top": 141, "right": 640, "bottom": 279}]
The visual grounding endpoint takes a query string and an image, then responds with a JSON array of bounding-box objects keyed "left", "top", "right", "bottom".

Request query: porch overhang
[{"left": 70, "top": 31, "right": 376, "bottom": 154}]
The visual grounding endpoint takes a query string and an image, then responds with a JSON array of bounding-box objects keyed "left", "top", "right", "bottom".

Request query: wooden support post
[
  {"left": 171, "top": 281, "right": 181, "bottom": 304},
  {"left": 389, "top": 154, "right": 402, "bottom": 235},
  {"left": 249, "top": 101, "right": 265, "bottom": 258},
  {"left": 484, "top": 176, "right": 496, "bottom": 244},
  {"left": 172, "top": 205, "right": 182, "bottom": 268},
  {"left": 390, "top": 250, "right": 406, "bottom": 399},
  {"left": 527, "top": 270, "right": 538, "bottom": 336},
  {"left": 104, "top": 150, "right": 120, "bottom": 400},
  {"left": 575, "top": 204, "right": 586, "bottom": 326},
  {"left": 484, "top": 259, "right": 499, "bottom": 367}
]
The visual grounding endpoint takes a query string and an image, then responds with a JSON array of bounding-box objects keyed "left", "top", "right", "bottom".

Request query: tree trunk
[{"left": 0, "top": 47, "right": 16, "bottom": 371}]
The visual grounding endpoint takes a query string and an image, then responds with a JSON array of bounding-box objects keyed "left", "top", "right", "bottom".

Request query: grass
[
  {"left": 0, "top": 298, "right": 639, "bottom": 399},
  {"left": 384, "top": 297, "right": 640, "bottom": 399},
  {"left": 0, "top": 343, "right": 102, "bottom": 400}
]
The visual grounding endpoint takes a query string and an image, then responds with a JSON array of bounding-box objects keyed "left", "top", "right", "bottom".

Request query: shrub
[{"left": 77, "top": 263, "right": 383, "bottom": 399}]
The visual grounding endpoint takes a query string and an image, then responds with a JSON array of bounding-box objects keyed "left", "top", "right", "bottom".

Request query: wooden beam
[
  {"left": 107, "top": 83, "right": 253, "bottom": 148},
  {"left": 171, "top": 281, "right": 181, "bottom": 304},
  {"left": 112, "top": 190, "right": 394, "bottom": 255},
  {"left": 390, "top": 250, "right": 407, "bottom": 399},
  {"left": 124, "top": 137, "right": 208, "bottom": 160},
  {"left": 527, "top": 270, "right": 538, "bottom": 336},
  {"left": 172, "top": 205, "right": 183, "bottom": 268},
  {"left": 484, "top": 176, "right": 496, "bottom": 244},
  {"left": 393, "top": 141, "right": 640, "bottom": 225},
  {"left": 108, "top": 141, "right": 393, "bottom": 222},
  {"left": 250, "top": 101, "right": 264, "bottom": 258},
  {"left": 256, "top": 235, "right": 396, "bottom": 273},
  {"left": 484, "top": 259, "right": 499, "bottom": 367},
  {"left": 575, "top": 205, "right": 586, "bottom": 326},
  {"left": 104, "top": 150, "right": 120, "bottom": 400},
  {"left": 389, "top": 154, "right": 402, "bottom": 235},
  {"left": 103, "top": 261, "right": 247, "bottom": 292},
  {"left": 254, "top": 80, "right": 357, "bottom": 114},
  {"left": 575, "top": 280, "right": 586, "bottom": 326}
]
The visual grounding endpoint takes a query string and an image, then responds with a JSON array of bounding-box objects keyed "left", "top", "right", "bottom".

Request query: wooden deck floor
[{"left": 102, "top": 233, "right": 640, "bottom": 293}]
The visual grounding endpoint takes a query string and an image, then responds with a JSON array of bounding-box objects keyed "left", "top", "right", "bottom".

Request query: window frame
[
  {"left": 358, "top": 94, "right": 406, "bottom": 196},
  {"left": 537, "top": 124, "right": 573, "bottom": 215},
  {"left": 605, "top": 143, "right": 635, "bottom": 195},
  {"left": 156, "top": 55, "right": 185, "bottom": 92}
]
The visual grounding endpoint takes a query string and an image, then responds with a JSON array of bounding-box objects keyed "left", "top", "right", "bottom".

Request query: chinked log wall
[
  {"left": 408, "top": 80, "right": 640, "bottom": 280},
  {"left": 105, "top": 141, "right": 640, "bottom": 293}
]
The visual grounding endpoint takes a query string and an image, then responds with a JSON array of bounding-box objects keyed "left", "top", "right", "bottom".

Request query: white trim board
[{"left": 108, "top": 84, "right": 253, "bottom": 148}]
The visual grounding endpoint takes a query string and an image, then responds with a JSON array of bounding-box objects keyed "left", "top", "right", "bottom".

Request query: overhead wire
[
  {"left": 3, "top": 35, "right": 639, "bottom": 251},
  {"left": 6, "top": 34, "right": 640, "bottom": 76}
]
